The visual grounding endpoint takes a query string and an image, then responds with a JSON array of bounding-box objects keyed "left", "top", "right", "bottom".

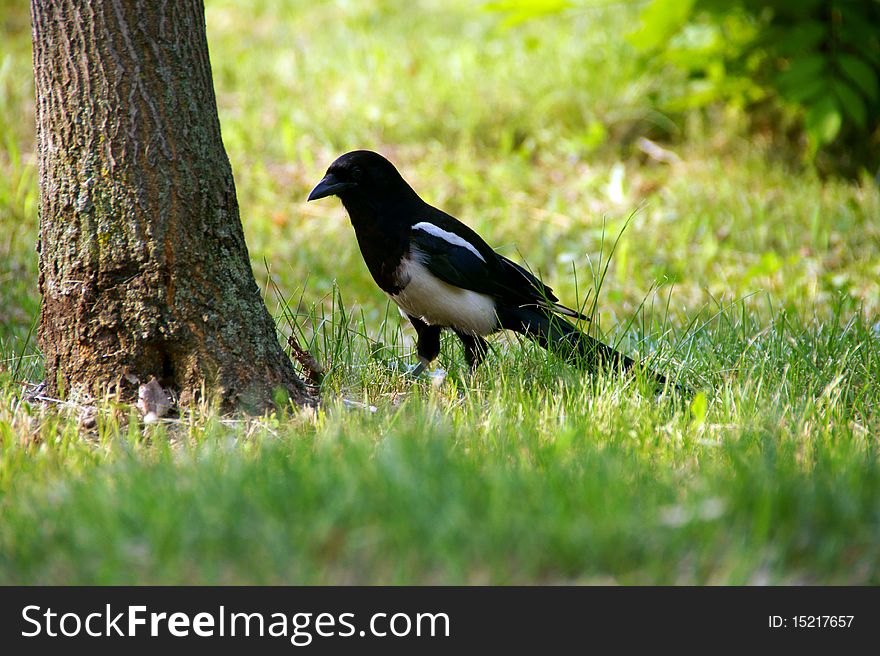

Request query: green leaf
[
  {"left": 577, "top": 120, "right": 608, "bottom": 152},
  {"left": 838, "top": 6, "right": 880, "bottom": 67},
  {"left": 690, "top": 392, "right": 708, "bottom": 426},
  {"left": 483, "top": 0, "right": 571, "bottom": 28},
  {"left": 838, "top": 54, "right": 879, "bottom": 102},
  {"left": 780, "top": 76, "right": 827, "bottom": 104},
  {"left": 832, "top": 79, "right": 867, "bottom": 129},
  {"left": 628, "top": 0, "right": 696, "bottom": 53},
  {"left": 805, "top": 94, "right": 842, "bottom": 145},
  {"left": 664, "top": 78, "right": 724, "bottom": 111},
  {"left": 772, "top": 20, "right": 827, "bottom": 56},
  {"left": 745, "top": 251, "right": 783, "bottom": 281},
  {"left": 775, "top": 53, "right": 827, "bottom": 96}
]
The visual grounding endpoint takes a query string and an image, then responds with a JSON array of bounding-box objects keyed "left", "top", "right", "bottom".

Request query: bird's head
[{"left": 307, "top": 150, "right": 416, "bottom": 210}]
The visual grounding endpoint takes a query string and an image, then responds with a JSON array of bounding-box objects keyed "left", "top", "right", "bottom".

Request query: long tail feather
[{"left": 498, "top": 306, "right": 679, "bottom": 391}]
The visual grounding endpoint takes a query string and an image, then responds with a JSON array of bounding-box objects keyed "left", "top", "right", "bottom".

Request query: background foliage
[
  {"left": 496, "top": 0, "right": 880, "bottom": 174},
  {"left": 632, "top": 0, "right": 880, "bottom": 172}
]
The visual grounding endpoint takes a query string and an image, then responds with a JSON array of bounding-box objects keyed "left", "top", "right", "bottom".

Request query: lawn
[{"left": 0, "top": 0, "right": 878, "bottom": 584}]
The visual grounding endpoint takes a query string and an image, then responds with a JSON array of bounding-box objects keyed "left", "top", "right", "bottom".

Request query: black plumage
[{"left": 308, "top": 149, "right": 671, "bottom": 387}]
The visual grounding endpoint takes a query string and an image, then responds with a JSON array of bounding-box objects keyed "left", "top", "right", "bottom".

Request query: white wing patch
[
  {"left": 412, "top": 222, "right": 486, "bottom": 263},
  {"left": 390, "top": 254, "right": 497, "bottom": 336}
]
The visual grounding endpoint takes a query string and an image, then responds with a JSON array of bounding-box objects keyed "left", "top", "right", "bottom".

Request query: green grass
[{"left": 1, "top": 0, "right": 879, "bottom": 584}]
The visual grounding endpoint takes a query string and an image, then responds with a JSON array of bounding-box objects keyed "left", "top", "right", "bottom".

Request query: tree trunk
[{"left": 30, "top": 0, "right": 311, "bottom": 411}]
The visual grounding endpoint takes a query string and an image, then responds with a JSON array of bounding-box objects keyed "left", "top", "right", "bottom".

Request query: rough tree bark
[{"left": 30, "top": 0, "right": 311, "bottom": 411}]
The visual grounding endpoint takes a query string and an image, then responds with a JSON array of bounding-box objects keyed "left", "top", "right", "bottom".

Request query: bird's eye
[{"left": 351, "top": 166, "right": 363, "bottom": 181}]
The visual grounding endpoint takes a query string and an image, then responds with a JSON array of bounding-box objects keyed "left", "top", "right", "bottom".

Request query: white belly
[{"left": 389, "top": 257, "right": 497, "bottom": 336}]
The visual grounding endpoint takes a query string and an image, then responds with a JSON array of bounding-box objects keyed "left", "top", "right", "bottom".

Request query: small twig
[{"left": 288, "top": 333, "right": 325, "bottom": 388}]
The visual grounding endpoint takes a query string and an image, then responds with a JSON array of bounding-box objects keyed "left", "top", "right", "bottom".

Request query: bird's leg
[
  {"left": 406, "top": 356, "right": 430, "bottom": 378},
  {"left": 454, "top": 330, "right": 489, "bottom": 375},
  {"left": 406, "top": 315, "right": 441, "bottom": 378}
]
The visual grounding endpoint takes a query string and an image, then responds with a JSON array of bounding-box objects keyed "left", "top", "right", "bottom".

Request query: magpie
[{"left": 308, "top": 150, "right": 671, "bottom": 387}]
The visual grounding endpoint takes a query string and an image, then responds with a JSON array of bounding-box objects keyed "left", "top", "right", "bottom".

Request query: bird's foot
[
  {"left": 401, "top": 358, "right": 447, "bottom": 387},
  {"left": 404, "top": 357, "right": 430, "bottom": 378}
]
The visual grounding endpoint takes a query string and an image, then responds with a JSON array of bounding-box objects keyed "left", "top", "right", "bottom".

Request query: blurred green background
[
  {"left": 3, "top": 0, "right": 878, "bottom": 356},
  {"left": 1, "top": 1, "right": 879, "bottom": 584}
]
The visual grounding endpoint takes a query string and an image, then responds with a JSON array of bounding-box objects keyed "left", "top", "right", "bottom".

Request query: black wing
[
  {"left": 408, "top": 222, "right": 499, "bottom": 295},
  {"left": 410, "top": 206, "right": 587, "bottom": 321},
  {"left": 498, "top": 255, "right": 588, "bottom": 320}
]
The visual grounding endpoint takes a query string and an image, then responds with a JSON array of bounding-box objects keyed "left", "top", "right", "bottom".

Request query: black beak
[{"left": 307, "top": 173, "right": 356, "bottom": 201}]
